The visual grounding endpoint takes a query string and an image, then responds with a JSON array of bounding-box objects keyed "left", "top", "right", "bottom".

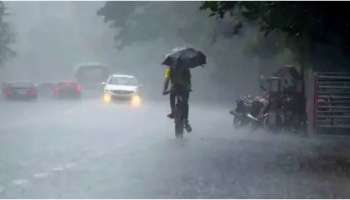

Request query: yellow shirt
[
  {"left": 164, "top": 67, "right": 171, "bottom": 79},
  {"left": 164, "top": 66, "right": 191, "bottom": 90}
]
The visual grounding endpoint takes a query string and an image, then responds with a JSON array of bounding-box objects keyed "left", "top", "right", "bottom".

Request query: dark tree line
[
  {"left": 200, "top": 1, "right": 350, "bottom": 71},
  {"left": 0, "top": 2, "right": 15, "bottom": 67},
  {"left": 97, "top": 2, "right": 211, "bottom": 50},
  {"left": 98, "top": 1, "right": 350, "bottom": 71}
]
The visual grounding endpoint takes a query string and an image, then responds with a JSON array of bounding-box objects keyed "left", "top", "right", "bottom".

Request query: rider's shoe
[
  {"left": 167, "top": 113, "right": 174, "bottom": 119},
  {"left": 184, "top": 121, "right": 192, "bottom": 133}
]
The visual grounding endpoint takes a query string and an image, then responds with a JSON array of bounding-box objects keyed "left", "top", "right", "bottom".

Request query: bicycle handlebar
[{"left": 163, "top": 90, "right": 171, "bottom": 95}]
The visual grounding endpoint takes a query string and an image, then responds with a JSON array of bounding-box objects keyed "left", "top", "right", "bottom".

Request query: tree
[
  {"left": 97, "top": 2, "right": 301, "bottom": 99},
  {"left": 200, "top": 1, "right": 350, "bottom": 71},
  {"left": 97, "top": 2, "right": 216, "bottom": 50},
  {"left": 0, "top": 2, "right": 15, "bottom": 67}
]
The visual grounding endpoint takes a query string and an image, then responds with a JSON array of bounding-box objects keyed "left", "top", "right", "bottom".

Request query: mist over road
[{"left": 0, "top": 96, "right": 349, "bottom": 198}]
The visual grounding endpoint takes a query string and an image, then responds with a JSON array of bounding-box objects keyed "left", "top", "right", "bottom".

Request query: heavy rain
[{"left": 0, "top": 1, "right": 350, "bottom": 198}]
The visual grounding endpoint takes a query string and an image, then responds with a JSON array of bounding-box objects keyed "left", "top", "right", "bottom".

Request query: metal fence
[{"left": 314, "top": 72, "right": 350, "bottom": 134}]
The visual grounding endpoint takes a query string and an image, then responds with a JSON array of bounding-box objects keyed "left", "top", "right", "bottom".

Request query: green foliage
[
  {"left": 98, "top": 2, "right": 279, "bottom": 58},
  {"left": 0, "top": 2, "right": 15, "bottom": 67},
  {"left": 97, "top": 2, "right": 215, "bottom": 50},
  {"left": 201, "top": 1, "right": 350, "bottom": 68}
]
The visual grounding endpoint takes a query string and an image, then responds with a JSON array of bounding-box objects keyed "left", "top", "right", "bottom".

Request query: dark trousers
[{"left": 170, "top": 89, "right": 190, "bottom": 121}]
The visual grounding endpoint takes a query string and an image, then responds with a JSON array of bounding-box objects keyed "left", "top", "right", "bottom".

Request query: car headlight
[
  {"left": 130, "top": 95, "right": 142, "bottom": 107},
  {"left": 103, "top": 93, "right": 112, "bottom": 103}
]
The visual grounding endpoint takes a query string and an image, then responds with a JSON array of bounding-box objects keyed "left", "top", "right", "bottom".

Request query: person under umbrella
[{"left": 162, "top": 47, "right": 206, "bottom": 133}]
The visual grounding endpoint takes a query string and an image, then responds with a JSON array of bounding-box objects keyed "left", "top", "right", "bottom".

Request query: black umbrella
[{"left": 162, "top": 47, "right": 206, "bottom": 69}]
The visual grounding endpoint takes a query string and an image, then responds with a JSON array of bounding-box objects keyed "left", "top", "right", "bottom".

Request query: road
[{"left": 1, "top": 96, "right": 350, "bottom": 198}]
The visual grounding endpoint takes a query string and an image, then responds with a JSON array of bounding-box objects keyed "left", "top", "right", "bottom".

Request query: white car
[{"left": 102, "top": 74, "right": 142, "bottom": 106}]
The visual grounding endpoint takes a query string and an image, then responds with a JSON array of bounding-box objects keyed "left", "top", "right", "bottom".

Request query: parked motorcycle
[
  {"left": 231, "top": 65, "right": 305, "bottom": 133},
  {"left": 230, "top": 95, "right": 266, "bottom": 129}
]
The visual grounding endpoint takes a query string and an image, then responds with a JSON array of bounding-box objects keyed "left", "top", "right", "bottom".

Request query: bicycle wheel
[{"left": 174, "top": 102, "right": 184, "bottom": 138}]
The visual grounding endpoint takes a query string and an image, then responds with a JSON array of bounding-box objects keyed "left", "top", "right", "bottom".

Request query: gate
[{"left": 314, "top": 72, "right": 350, "bottom": 134}]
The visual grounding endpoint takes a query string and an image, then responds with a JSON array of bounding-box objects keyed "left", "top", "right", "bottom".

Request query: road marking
[
  {"left": 33, "top": 172, "right": 50, "bottom": 179},
  {"left": 51, "top": 166, "right": 65, "bottom": 172},
  {"left": 12, "top": 179, "right": 29, "bottom": 186},
  {"left": 0, "top": 186, "right": 4, "bottom": 193},
  {"left": 63, "top": 162, "right": 76, "bottom": 169}
]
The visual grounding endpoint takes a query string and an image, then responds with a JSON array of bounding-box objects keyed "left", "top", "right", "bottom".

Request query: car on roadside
[
  {"left": 102, "top": 74, "right": 142, "bottom": 107},
  {"left": 2, "top": 81, "right": 38, "bottom": 100},
  {"left": 37, "top": 82, "right": 56, "bottom": 97},
  {"left": 74, "top": 62, "right": 110, "bottom": 90},
  {"left": 53, "top": 81, "right": 82, "bottom": 99}
]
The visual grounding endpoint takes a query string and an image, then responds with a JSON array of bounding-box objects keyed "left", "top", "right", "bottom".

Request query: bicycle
[{"left": 164, "top": 90, "right": 186, "bottom": 139}]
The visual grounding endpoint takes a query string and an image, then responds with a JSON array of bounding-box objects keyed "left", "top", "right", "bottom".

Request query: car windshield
[
  {"left": 10, "top": 82, "right": 34, "bottom": 87},
  {"left": 58, "top": 82, "right": 77, "bottom": 87},
  {"left": 109, "top": 76, "right": 138, "bottom": 86}
]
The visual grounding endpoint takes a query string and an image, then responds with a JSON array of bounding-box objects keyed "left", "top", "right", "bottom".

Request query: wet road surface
[{"left": 1, "top": 96, "right": 350, "bottom": 198}]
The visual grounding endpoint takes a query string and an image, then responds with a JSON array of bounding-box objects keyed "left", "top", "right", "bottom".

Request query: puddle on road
[{"left": 12, "top": 179, "right": 29, "bottom": 186}]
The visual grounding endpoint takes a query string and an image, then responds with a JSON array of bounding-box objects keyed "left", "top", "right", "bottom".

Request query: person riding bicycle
[{"left": 162, "top": 64, "right": 192, "bottom": 132}]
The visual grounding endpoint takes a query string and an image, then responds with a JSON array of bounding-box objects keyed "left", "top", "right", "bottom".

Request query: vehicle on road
[
  {"left": 74, "top": 62, "right": 110, "bottom": 90},
  {"left": 53, "top": 81, "right": 82, "bottom": 99},
  {"left": 102, "top": 74, "right": 142, "bottom": 107},
  {"left": 2, "top": 81, "right": 38, "bottom": 100},
  {"left": 37, "top": 82, "right": 56, "bottom": 97}
]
